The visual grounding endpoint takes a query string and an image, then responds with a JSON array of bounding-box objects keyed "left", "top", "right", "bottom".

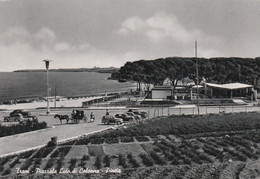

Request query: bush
[
  {"left": 0, "top": 122, "right": 47, "bottom": 137},
  {"left": 10, "top": 158, "right": 20, "bottom": 168},
  {"left": 21, "top": 158, "right": 34, "bottom": 170},
  {"left": 69, "top": 158, "right": 77, "bottom": 171},
  {"left": 140, "top": 153, "right": 154, "bottom": 166},
  {"left": 118, "top": 154, "right": 127, "bottom": 168},
  {"left": 127, "top": 153, "right": 139, "bottom": 168},
  {"left": 2, "top": 169, "right": 11, "bottom": 176},
  {"left": 149, "top": 151, "right": 166, "bottom": 165},
  {"left": 33, "top": 147, "right": 55, "bottom": 158},
  {"left": 135, "top": 136, "right": 149, "bottom": 142},
  {"left": 50, "top": 147, "right": 71, "bottom": 158},
  {"left": 105, "top": 138, "right": 119, "bottom": 144},
  {"left": 103, "top": 155, "right": 110, "bottom": 167},
  {"left": 44, "top": 158, "right": 55, "bottom": 170},
  {"left": 171, "top": 158, "right": 179, "bottom": 165},
  {"left": 19, "top": 150, "right": 36, "bottom": 158},
  {"left": 56, "top": 157, "right": 64, "bottom": 172},
  {"left": 82, "top": 154, "right": 90, "bottom": 161},
  {"left": 94, "top": 155, "right": 102, "bottom": 169},
  {"left": 90, "top": 137, "right": 104, "bottom": 144},
  {"left": 121, "top": 136, "right": 134, "bottom": 143}
]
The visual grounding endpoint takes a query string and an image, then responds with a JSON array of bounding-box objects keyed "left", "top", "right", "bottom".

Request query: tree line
[{"left": 111, "top": 57, "right": 260, "bottom": 90}]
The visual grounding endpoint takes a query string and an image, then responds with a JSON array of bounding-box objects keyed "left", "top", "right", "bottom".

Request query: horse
[{"left": 54, "top": 114, "right": 69, "bottom": 124}]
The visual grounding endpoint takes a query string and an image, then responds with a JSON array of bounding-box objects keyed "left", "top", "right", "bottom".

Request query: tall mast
[{"left": 195, "top": 41, "right": 200, "bottom": 115}]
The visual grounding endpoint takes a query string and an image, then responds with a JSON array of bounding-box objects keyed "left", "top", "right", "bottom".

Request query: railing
[{"left": 145, "top": 105, "right": 260, "bottom": 119}]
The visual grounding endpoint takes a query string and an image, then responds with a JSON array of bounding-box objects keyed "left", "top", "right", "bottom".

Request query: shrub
[
  {"left": 103, "top": 155, "right": 110, "bottom": 167},
  {"left": 127, "top": 153, "right": 139, "bottom": 168},
  {"left": 135, "top": 136, "right": 149, "bottom": 142},
  {"left": 50, "top": 147, "right": 71, "bottom": 158},
  {"left": 90, "top": 137, "right": 104, "bottom": 144},
  {"left": 44, "top": 158, "right": 55, "bottom": 170},
  {"left": 34, "top": 147, "right": 55, "bottom": 158},
  {"left": 94, "top": 155, "right": 102, "bottom": 169},
  {"left": 105, "top": 138, "right": 119, "bottom": 144},
  {"left": 69, "top": 158, "right": 77, "bottom": 171},
  {"left": 149, "top": 151, "right": 166, "bottom": 165},
  {"left": 56, "top": 157, "right": 64, "bottom": 172},
  {"left": 140, "top": 153, "right": 154, "bottom": 166},
  {"left": 19, "top": 150, "right": 36, "bottom": 158},
  {"left": 183, "top": 157, "right": 192, "bottom": 165},
  {"left": 0, "top": 122, "right": 47, "bottom": 137},
  {"left": 118, "top": 154, "right": 127, "bottom": 168},
  {"left": 171, "top": 158, "right": 179, "bottom": 165},
  {"left": 82, "top": 154, "right": 90, "bottom": 161},
  {"left": 120, "top": 136, "right": 134, "bottom": 143},
  {"left": 21, "top": 158, "right": 34, "bottom": 170},
  {"left": 2, "top": 169, "right": 11, "bottom": 176},
  {"left": 10, "top": 158, "right": 20, "bottom": 168}
]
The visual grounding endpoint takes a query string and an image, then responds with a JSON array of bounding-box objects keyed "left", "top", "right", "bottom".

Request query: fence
[{"left": 145, "top": 105, "right": 260, "bottom": 119}]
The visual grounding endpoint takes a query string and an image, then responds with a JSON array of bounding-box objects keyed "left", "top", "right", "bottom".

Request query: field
[{"left": 1, "top": 112, "right": 260, "bottom": 178}]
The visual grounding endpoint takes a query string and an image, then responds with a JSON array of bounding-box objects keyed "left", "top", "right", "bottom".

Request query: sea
[{"left": 0, "top": 72, "right": 136, "bottom": 100}]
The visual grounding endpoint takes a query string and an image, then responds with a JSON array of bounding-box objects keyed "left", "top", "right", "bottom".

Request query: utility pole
[
  {"left": 195, "top": 41, "right": 200, "bottom": 115},
  {"left": 43, "top": 59, "right": 51, "bottom": 114}
]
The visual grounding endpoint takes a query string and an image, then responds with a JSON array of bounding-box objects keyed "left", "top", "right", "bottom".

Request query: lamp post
[
  {"left": 195, "top": 41, "right": 200, "bottom": 115},
  {"left": 43, "top": 59, "right": 51, "bottom": 114}
]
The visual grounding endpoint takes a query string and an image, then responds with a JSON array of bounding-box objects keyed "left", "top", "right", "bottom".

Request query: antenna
[{"left": 195, "top": 41, "right": 200, "bottom": 115}]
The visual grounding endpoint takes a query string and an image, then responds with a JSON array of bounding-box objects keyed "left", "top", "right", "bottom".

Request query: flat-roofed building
[{"left": 204, "top": 82, "right": 256, "bottom": 99}]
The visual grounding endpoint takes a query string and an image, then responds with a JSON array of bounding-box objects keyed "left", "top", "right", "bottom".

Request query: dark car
[
  {"left": 102, "top": 115, "right": 123, "bottom": 125},
  {"left": 4, "top": 113, "right": 24, "bottom": 122},
  {"left": 10, "top": 110, "right": 31, "bottom": 118},
  {"left": 126, "top": 112, "right": 141, "bottom": 120},
  {"left": 115, "top": 114, "right": 134, "bottom": 122},
  {"left": 128, "top": 109, "right": 147, "bottom": 118},
  {"left": 19, "top": 116, "right": 39, "bottom": 126}
]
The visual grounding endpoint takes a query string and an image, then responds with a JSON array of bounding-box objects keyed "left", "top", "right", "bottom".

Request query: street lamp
[
  {"left": 43, "top": 59, "right": 51, "bottom": 114},
  {"left": 195, "top": 41, "right": 200, "bottom": 115}
]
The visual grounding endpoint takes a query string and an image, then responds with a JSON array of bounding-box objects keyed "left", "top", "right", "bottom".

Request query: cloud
[
  {"left": 118, "top": 12, "right": 221, "bottom": 46},
  {"left": 0, "top": 27, "right": 127, "bottom": 71}
]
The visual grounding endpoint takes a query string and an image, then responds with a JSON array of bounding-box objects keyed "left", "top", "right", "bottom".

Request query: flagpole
[{"left": 195, "top": 41, "right": 200, "bottom": 115}]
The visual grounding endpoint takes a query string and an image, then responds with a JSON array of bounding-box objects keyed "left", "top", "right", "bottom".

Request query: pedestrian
[
  {"left": 90, "top": 112, "right": 95, "bottom": 122},
  {"left": 106, "top": 109, "right": 109, "bottom": 115}
]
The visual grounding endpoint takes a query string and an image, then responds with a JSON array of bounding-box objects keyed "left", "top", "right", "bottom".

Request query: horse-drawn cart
[{"left": 54, "top": 110, "right": 87, "bottom": 124}]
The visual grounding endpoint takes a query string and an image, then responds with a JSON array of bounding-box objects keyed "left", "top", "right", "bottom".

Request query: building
[
  {"left": 151, "top": 85, "right": 173, "bottom": 99},
  {"left": 204, "top": 82, "right": 256, "bottom": 99}
]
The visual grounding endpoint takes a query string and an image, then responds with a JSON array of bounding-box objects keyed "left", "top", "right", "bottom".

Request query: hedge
[{"left": 0, "top": 122, "right": 47, "bottom": 137}]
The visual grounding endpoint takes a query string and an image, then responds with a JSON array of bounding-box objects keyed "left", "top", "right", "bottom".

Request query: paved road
[{"left": 0, "top": 108, "right": 128, "bottom": 156}]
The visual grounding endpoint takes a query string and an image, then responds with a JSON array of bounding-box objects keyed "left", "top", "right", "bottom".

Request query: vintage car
[
  {"left": 10, "top": 109, "right": 31, "bottom": 117},
  {"left": 126, "top": 112, "right": 141, "bottom": 120},
  {"left": 102, "top": 115, "right": 123, "bottom": 125},
  {"left": 127, "top": 109, "right": 148, "bottom": 118},
  {"left": 4, "top": 113, "right": 24, "bottom": 122},
  {"left": 115, "top": 113, "right": 134, "bottom": 122}
]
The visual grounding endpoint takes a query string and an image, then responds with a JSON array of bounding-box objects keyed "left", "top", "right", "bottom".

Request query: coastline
[{"left": 0, "top": 91, "right": 130, "bottom": 110}]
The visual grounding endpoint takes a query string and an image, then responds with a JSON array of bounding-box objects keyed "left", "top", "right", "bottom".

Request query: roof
[
  {"left": 152, "top": 85, "right": 172, "bottom": 90},
  {"left": 192, "top": 85, "right": 204, "bottom": 89},
  {"left": 205, "top": 83, "right": 253, "bottom": 90}
]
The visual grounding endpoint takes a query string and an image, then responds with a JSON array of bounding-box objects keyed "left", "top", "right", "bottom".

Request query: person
[
  {"left": 106, "top": 109, "right": 109, "bottom": 115},
  {"left": 90, "top": 112, "right": 95, "bottom": 122}
]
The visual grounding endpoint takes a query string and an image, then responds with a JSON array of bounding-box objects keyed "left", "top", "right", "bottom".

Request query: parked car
[
  {"left": 19, "top": 116, "right": 39, "bottom": 126},
  {"left": 128, "top": 109, "right": 148, "bottom": 118},
  {"left": 10, "top": 109, "right": 31, "bottom": 118},
  {"left": 4, "top": 113, "right": 24, "bottom": 122},
  {"left": 115, "top": 114, "right": 134, "bottom": 122},
  {"left": 126, "top": 112, "right": 141, "bottom": 120},
  {"left": 102, "top": 115, "right": 123, "bottom": 125}
]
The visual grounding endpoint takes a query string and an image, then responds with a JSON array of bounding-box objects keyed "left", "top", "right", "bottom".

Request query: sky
[{"left": 0, "top": 0, "right": 260, "bottom": 71}]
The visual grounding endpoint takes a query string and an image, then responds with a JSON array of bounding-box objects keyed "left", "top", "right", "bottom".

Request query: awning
[{"left": 205, "top": 82, "right": 253, "bottom": 90}]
